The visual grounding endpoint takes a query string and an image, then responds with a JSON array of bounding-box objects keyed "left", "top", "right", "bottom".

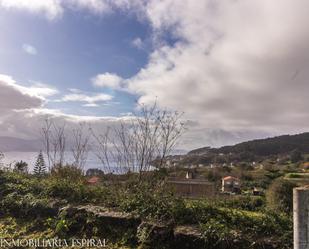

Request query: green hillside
[{"left": 189, "top": 132, "right": 309, "bottom": 157}]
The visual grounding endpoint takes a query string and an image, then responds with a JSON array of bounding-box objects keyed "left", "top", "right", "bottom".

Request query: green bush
[
  {"left": 0, "top": 170, "right": 111, "bottom": 210},
  {"left": 118, "top": 182, "right": 185, "bottom": 221},
  {"left": 200, "top": 218, "right": 240, "bottom": 249},
  {"left": 0, "top": 192, "right": 57, "bottom": 218},
  {"left": 198, "top": 207, "right": 292, "bottom": 249},
  {"left": 287, "top": 173, "right": 302, "bottom": 178},
  {"left": 50, "top": 164, "right": 84, "bottom": 182},
  {"left": 44, "top": 178, "right": 110, "bottom": 204},
  {"left": 0, "top": 171, "right": 44, "bottom": 197},
  {"left": 218, "top": 196, "right": 265, "bottom": 211},
  {"left": 266, "top": 178, "right": 297, "bottom": 213}
]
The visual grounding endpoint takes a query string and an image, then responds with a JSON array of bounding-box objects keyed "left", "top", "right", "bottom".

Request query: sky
[{"left": 1, "top": 0, "right": 309, "bottom": 150}]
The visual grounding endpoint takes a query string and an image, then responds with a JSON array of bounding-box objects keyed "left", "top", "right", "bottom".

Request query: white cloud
[
  {"left": 0, "top": 106, "right": 135, "bottom": 141},
  {"left": 68, "top": 0, "right": 110, "bottom": 14},
  {"left": 59, "top": 92, "right": 113, "bottom": 106},
  {"left": 83, "top": 103, "right": 99, "bottom": 107},
  {"left": 22, "top": 44, "right": 37, "bottom": 55},
  {"left": 0, "top": 74, "right": 58, "bottom": 105},
  {"left": 0, "top": 74, "right": 59, "bottom": 139},
  {"left": 0, "top": 74, "right": 129, "bottom": 142},
  {"left": 0, "top": 0, "right": 63, "bottom": 20},
  {"left": 68, "top": 88, "right": 82, "bottom": 93},
  {"left": 0, "top": 0, "right": 110, "bottom": 20},
  {"left": 118, "top": 1, "right": 309, "bottom": 135},
  {"left": 0, "top": 74, "right": 43, "bottom": 111},
  {"left": 92, "top": 73, "right": 123, "bottom": 89},
  {"left": 88, "top": 0, "right": 309, "bottom": 148},
  {"left": 131, "top": 37, "right": 143, "bottom": 49},
  {"left": 27, "top": 81, "right": 59, "bottom": 98}
]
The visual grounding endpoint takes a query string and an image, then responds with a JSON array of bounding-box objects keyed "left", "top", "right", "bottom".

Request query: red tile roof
[
  {"left": 223, "top": 176, "right": 239, "bottom": 181},
  {"left": 87, "top": 176, "right": 100, "bottom": 184}
]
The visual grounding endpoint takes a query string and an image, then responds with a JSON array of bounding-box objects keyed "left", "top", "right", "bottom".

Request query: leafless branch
[
  {"left": 41, "top": 118, "right": 66, "bottom": 170},
  {"left": 91, "top": 102, "right": 186, "bottom": 180},
  {"left": 71, "top": 123, "right": 91, "bottom": 170}
]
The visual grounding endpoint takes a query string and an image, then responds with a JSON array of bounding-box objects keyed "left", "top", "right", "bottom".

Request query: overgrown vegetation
[
  {"left": 0, "top": 167, "right": 293, "bottom": 249},
  {"left": 266, "top": 178, "right": 297, "bottom": 214}
]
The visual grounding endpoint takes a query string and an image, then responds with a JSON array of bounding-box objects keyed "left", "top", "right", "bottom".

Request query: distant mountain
[
  {"left": 0, "top": 136, "right": 42, "bottom": 152},
  {"left": 188, "top": 132, "right": 309, "bottom": 157}
]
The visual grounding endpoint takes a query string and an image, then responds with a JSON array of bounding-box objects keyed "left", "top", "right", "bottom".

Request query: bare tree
[
  {"left": 0, "top": 151, "right": 4, "bottom": 169},
  {"left": 41, "top": 118, "right": 52, "bottom": 170},
  {"left": 92, "top": 102, "right": 186, "bottom": 180},
  {"left": 41, "top": 118, "right": 66, "bottom": 170},
  {"left": 91, "top": 127, "right": 119, "bottom": 174},
  {"left": 156, "top": 110, "right": 186, "bottom": 168},
  {"left": 71, "top": 123, "right": 91, "bottom": 170}
]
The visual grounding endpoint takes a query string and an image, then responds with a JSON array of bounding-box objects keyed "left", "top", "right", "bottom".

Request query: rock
[
  {"left": 59, "top": 205, "right": 141, "bottom": 244},
  {"left": 137, "top": 221, "right": 173, "bottom": 248},
  {"left": 173, "top": 225, "right": 205, "bottom": 249}
]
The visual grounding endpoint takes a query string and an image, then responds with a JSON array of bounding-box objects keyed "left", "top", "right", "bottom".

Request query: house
[
  {"left": 210, "top": 164, "right": 216, "bottom": 168},
  {"left": 257, "top": 164, "right": 264, "bottom": 170},
  {"left": 302, "top": 162, "right": 309, "bottom": 170},
  {"left": 166, "top": 160, "right": 172, "bottom": 167},
  {"left": 252, "top": 187, "right": 263, "bottom": 196},
  {"left": 87, "top": 176, "right": 100, "bottom": 185},
  {"left": 186, "top": 170, "right": 195, "bottom": 179},
  {"left": 222, "top": 176, "right": 241, "bottom": 194}
]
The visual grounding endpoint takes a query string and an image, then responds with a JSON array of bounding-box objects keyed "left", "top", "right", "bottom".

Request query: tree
[
  {"left": 71, "top": 123, "right": 91, "bottom": 169},
  {"left": 42, "top": 118, "right": 90, "bottom": 171},
  {"left": 34, "top": 151, "right": 47, "bottom": 177},
  {"left": 41, "top": 118, "right": 66, "bottom": 170},
  {"left": 92, "top": 102, "right": 186, "bottom": 180},
  {"left": 14, "top": 161, "right": 28, "bottom": 174},
  {"left": 205, "top": 169, "right": 221, "bottom": 182},
  {"left": 266, "top": 178, "right": 297, "bottom": 213},
  {"left": 290, "top": 149, "right": 302, "bottom": 163},
  {"left": 0, "top": 151, "right": 4, "bottom": 169},
  {"left": 86, "top": 168, "right": 104, "bottom": 177}
]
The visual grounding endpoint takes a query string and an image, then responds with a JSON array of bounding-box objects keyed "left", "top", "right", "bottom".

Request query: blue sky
[
  {"left": 0, "top": 6, "right": 150, "bottom": 116},
  {"left": 1, "top": 1, "right": 309, "bottom": 149}
]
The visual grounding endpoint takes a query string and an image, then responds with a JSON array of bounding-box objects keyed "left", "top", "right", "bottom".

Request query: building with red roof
[
  {"left": 222, "top": 176, "right": 241, "bottom": 193},
  {"left": 87, "top": 176, "right": 100, "bottom": 185}
]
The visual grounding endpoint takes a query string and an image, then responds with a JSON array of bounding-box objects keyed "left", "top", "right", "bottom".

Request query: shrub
[
  {"left": 290, "top": 149, "right": 302, "bottom": 163},
  {"left": 50, "top": 164, "right": 84, "bottom": 183},
  {"left": 0, "top": 192, "right": 57, "bottom": 218},
  {"left": 219, "top": 196, "right": 265, "bottom": 211},
  {"left": 13, "top": 161, "right": 28, "bottom": 174},
  {"left": 44, "top": 179, "right": 101, "bottom": 203},
  {"left": 199, "top": 207, "right": 292, "bottom": 249},
  {"left": 205, "top": 170, "right": 221, "bottom": 182},
  {"left": 200, "top": 218, "right": 240, "bottom": 248},
  {"left": 0, "top": 171, "right": 44, "bottom": 197},
  {"left": 118, "top": 182, "right": 185, "bottom": 221},
  {"left": 266, "top": 178, "right": 297, "bottom": 213},
  {"left": 287, "top": 173, "right": 302, "bottom": 178}
]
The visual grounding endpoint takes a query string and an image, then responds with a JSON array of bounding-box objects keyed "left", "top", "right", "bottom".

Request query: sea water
[{"left": 1, "top": 151, "right": 114, "bottom": 173}]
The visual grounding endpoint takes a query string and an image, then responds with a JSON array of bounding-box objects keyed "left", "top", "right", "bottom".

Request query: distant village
[{"left": 85, "top": 142, "right": 309, "bottom": 200}]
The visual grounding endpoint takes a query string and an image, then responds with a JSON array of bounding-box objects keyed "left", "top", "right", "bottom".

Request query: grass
[{"left": 0, "top": 169, "right": 293, "bottom": 249}]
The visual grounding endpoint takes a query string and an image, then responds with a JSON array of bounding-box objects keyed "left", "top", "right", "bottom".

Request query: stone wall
[
  {"left": 59, "top": 205, "right": 205, "bottom": 249},
  {"left": 167, "top": 179, "right": 216, "bottom": 198}
]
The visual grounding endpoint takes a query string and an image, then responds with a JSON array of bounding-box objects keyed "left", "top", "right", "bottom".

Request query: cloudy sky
[{"left": 0, "top": 0, "right": 309, "bottom": 150}]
